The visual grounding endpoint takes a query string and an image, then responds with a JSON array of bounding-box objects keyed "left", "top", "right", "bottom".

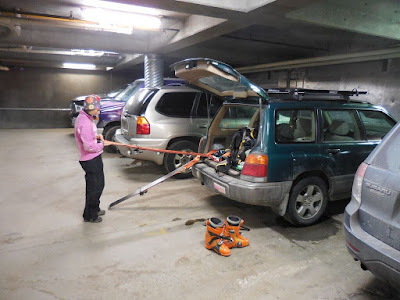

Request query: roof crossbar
[{"left": 263, "top": 88, "right": 367, "bottom": 101}]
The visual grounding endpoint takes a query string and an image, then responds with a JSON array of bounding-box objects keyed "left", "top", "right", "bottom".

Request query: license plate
[{"left": 213, "top": 182, "right": 226, "bottom": 194}]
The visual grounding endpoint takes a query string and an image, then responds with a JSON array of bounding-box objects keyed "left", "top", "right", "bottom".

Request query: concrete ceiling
[{"left": 0, "top": 0, "right": 399, "bottom": 73}]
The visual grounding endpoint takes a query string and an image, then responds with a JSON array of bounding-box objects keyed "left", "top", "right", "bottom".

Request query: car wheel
[
  {"left": 103, "top": 125, "right": 120, "bottom": 153},
  {"left": 284, "top": 176, "right": 328, "bottom": 226},
  {"left": 164, "top": 140, "right": 197, "bottom": 179}
]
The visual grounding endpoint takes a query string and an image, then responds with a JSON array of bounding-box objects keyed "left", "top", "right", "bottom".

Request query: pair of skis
[{"left": 107, "top": 142, "right": 218, "bottom": 209}]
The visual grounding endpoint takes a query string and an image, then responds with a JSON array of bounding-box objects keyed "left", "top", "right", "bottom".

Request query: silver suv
[{"left": 114, "top": 85, "right": 223, "bottom": 178}]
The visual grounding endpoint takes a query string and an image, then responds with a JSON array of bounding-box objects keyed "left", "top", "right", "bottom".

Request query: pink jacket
[{"left": 74, "top": 110, "right": 104, "bottom": 161}]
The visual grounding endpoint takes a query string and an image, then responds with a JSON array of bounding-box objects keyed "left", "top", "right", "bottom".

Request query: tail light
[
  {"left": 241, "top": 154, "right": 268, "bottom": 177},
  {"left": 136, "top": 116, "right": 150, "bottom": 135},
  {"left": 352, "top": 162, "right": 368, "bottom": 204}
]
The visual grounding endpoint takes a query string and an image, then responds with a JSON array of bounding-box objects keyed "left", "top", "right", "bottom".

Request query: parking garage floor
[{"left": 0, "top": 129, "right": 399, "bottom": 300}]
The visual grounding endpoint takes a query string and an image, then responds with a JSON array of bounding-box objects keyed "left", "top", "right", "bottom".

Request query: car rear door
[
  {"left": 317, "top": 109, "right": 373, "bottom": 199},
  {"left": 360, "top": 124, "right": 400, "bottom": 251}
]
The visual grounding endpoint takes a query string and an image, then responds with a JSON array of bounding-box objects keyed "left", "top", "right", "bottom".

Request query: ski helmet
[{"left": 84, "top": 95, "right": 101, "bottom": 111}]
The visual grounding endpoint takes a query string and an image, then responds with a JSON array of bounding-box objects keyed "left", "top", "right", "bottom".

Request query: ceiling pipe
[{"left": 237, "top": 47, "right": 400, "bottom": 73}]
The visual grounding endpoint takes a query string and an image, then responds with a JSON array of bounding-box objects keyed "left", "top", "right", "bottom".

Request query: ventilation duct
[{"left": 144, "top": 54, "right": 164, "bottom": 88}]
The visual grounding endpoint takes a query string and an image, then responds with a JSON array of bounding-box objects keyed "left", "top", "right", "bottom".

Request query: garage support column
[{"left": 144, "top": 54, "right": 164, "bottom": 88}]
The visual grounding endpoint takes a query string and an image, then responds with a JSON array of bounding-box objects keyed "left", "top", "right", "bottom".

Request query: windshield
[
  {"left": 107, "top": 84, "right": 129, "bottom": 98},
  {"left": 115, "top": 81, "right": 143, "bottom": 102}
]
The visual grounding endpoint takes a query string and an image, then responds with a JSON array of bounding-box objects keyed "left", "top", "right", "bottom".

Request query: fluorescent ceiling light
[
  {"left": 106, "top": 67, "right": 114, "bottom": 71},
  {"left": 82, "top": 0, "right": 161, "bottom": 16},
  {"left": 71, "top": 49, "right": 105, "bottom": 57},
  {"left": 81, "top": 3, "right": 162, "bottom": 33},
  {"left": 63, "top": 63, "right": 96, "bottom": 70}
]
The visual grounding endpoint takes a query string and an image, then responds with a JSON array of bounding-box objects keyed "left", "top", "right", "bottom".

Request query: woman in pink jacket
[{"left": 75, "top": 95, "right": 111, "bottom": 223}]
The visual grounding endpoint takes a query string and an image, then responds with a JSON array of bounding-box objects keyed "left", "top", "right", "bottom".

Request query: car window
[
  {"left": 196, "top": 93, "right": 208, "bottom": 117},
  {"left": 156, "top": 92, "right": 197, "bottom": 118},
  {"left": 275, "top": 110, "right": 315, "bottom": 143},
  {"left": 218, "top": 105, "right": 258, "bottom": 129},
  {"left": 322, "top": 110, "right": 362, "bottom": 142},
  {"left": 359, "top": 110, "right": 395, "bottom": 141},
  {"left": 370, "top": 125, "right": 400, "bottom": 171},
  {"left": 195, "top": 94, "right": 223, "bottom": 118}
]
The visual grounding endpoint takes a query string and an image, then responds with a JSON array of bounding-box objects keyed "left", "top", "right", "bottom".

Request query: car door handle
[
  {"left": 198, "top": 124, "right": 208, "bottom": 129},
  {"left": 326, "top": 148, "right": 341, "bottom": 155}
]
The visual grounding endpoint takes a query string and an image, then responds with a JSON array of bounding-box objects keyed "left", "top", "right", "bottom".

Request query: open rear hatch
[
  {"left": 171, "top": 58, "right": 268, "bottom": 100},
  {"left": 171, "top": 58, "right": 268, "bottom": 177}
]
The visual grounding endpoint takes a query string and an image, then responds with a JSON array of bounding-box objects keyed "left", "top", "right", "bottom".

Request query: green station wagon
[{"left": 172, "top": 58, "right": 396, "bottom": 226}]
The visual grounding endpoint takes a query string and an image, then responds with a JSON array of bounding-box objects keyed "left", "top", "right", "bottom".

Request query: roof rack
[{"left": 264, "top": 88, "right": 367, "bottom": 101}]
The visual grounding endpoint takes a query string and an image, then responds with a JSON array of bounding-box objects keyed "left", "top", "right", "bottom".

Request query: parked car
[
  {"left": 70, "top": 84, "right": 128, "bottom": 103},
  {"left": 344, "top": 122, "right": 400, "bottom": 290},
  {"left": 171, "top": 58, "right": 396, "bottom": 226},
  {"left": 114, "top": 84, "right": 223, "bottom": 178},
  {"left": 70, "top": 78, "right": 184, "bottom": 152}
]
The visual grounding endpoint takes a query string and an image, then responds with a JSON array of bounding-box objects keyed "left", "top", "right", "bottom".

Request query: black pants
[{"left": 79, "top": 155, "right": 105, "bottom": 220}]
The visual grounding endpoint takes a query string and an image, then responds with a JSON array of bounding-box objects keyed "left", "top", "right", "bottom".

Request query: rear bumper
[
  {"left": 114, "top": 130, "right": 166, "bottom": 165},
  {"left": 344, "top": 202, "right": 400, "bottom": 288},
  {"left": 192, "top": 163, "right": 292, "bottom": 207}
]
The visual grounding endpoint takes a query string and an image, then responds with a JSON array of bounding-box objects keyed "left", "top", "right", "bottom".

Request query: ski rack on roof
[{"left": 263, "top": 88, "right": 368, "bottom": 102}]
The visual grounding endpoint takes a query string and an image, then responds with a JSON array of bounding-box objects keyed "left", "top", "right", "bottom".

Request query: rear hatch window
[
  {"left": 124, "top": 89, "right": 157, "bottom": 116},
  {"left": 359, "top": 124, "right": 400, "bottom": 251}
]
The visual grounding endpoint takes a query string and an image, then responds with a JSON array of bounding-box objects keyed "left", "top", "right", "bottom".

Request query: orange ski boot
[
  {"left": 205, "top": 217, "right": 231, "bottom": 257},
  {"left": 224, "top": 215, "right": 250, "bottom": 248}
]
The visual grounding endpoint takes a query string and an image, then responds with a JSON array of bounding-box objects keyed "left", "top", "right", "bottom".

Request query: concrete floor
[{"left": 0, "top": 129, "right": 399, "bottom": 300}]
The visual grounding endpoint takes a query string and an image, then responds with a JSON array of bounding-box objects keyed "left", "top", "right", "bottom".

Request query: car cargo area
[{"left": 202, "top": 103, "right": 261, "bottom": 176}]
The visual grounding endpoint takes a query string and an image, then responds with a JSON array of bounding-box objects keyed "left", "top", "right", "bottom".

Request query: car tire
[
  {"left": 163, "top": 140, "right": 198, "bottom": 179},
  {"left": 103, "top": 125, "right": 120, "bottom": 153},
  {"left": 284, "top": 176, "right": 328, "bottom": 226}
]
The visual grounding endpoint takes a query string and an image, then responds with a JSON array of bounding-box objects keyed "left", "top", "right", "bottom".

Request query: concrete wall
[
  {"left": 1, "top": 58, "right": 399, "bottom": 129},
  {"left": 0, "top": 67, "right": 140, "bottom": 128},
  {"left": 247, "top": 58, "right": 400, "bottom": 121}
]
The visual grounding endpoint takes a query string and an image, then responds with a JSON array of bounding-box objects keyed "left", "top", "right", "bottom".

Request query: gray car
[
  {"left": 114, "top": 85, "right": 223, "bottom": 178},
  {"left": 344, "top": 122, "right": 400, "bottom": 290}
]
